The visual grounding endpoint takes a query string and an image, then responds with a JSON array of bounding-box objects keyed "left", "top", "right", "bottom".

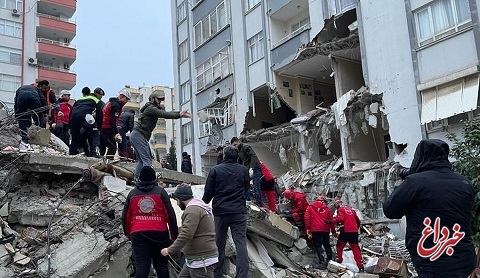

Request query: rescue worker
[
  {"left": 118, "top": 110, "right": 135, "bottom": 158},
  {"left": 100, "top": 90, "right": 131, "bottom": 156},
  {"left": 304, "top": 196, "right": 336, "bottom": 268},
  {"left": 283, "top": 188, "right": 309, "bottom": 225},
  {"left": 230, "top": 137, "right": 262, "bottom": 206},
  {"left": 383, "top": 139, "right": 475, "bottom": 278},
  {"left": 181, "top": 152, "right": 193, "bottom": 174},
  {"left": 51, "top": 90, "right": 72, "bottom": 146},
  {"left": 14, "top": 80, "right": 49, "bottom": 151},
  {"left": 332, "top": 200, "right": 363, "bottom": 270},
  {"left": 259, "top": 161, "right": 276, "bottom": 212},
  {"left": 68, "top": 88, "right": 103, "bottom": 157},
  {"left": 161, "top": 184, "right": 218, "bottom": 277},
  {"left": 130, "top": 92, "right": 191, "bottom": 180},
  {"left": 122, "top": 166, "right": 178, "bottom": 278}
]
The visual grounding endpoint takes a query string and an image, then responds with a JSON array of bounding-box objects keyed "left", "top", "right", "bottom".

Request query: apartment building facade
[
  {"left": 122, "top": 85, "right": 176, "bottom": 162},
  {"left": 0, "top": 0, "right": 77, "bottom": 108},
  {"left": 171, "top": 0, "right": 479, "bottom": 176}
]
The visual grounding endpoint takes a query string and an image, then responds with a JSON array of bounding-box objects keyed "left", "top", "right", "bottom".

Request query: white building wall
[
  {"left": 245, "top": 5, "right": 262, "bottom": 38},
  {"left": 308, "top": 0, "right": 326, "bottom": 41},
  {"left": 23, "top": 0, "right": 38, "bottom": 84},
  {"left": 359, "top": 0, "right": 423, "bottom": 166}
]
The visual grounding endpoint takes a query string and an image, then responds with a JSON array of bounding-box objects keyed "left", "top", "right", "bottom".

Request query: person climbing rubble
[
  {"left": 51, "top": 90, "right": 72, "bottom": 146},
  {"left": 259, "top": 160, "right": 276, "bottom": 212},
  {"left": 332, "top": 199, "right": 363, "bottom": 271},
  {"left": 304, "top": 195, "right": 335, "bottom": 269},
  {"left": 383, "top": 139, "right": 476, "bottom": 278},
  {"left": 161, "top": 184, "right": 218, "bottom": 277},
  {"left": 283, "top": 188, "right": 309, "bottom": 226},
  {"left": 100, "top": 90, "right": 131, "bottom": 156},
  {"left": 122, "top": 166, "right": 178, "bottom": 278}
]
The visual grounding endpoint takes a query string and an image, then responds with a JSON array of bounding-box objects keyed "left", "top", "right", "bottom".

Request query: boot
[{"left": 94, "top": 146, "right": 101, "bottom": 158}]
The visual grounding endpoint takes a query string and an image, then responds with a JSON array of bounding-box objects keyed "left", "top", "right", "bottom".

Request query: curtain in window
[
  {"left": 431, "top": 0, "right": 454, "bottom": 33},
  {"left": 417, "top": 9, "right": 433, "bottom": 40},
  {"left": 455, "top": 0, "right": 470, "bottom": 23}
]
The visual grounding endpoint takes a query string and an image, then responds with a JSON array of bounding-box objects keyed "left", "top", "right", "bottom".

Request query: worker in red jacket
[
  {"left": 283, "top": 188, "right": 309, "bottom": 223},
  {"left": 332, "top": 199, "right": 363, "bottom": 270},
  {"left": 304, "top": 196, "right": 336, "bottom": 267},
  {"left": 122, "top": 166, "right": 178, "bottom": 277},
  {"left": 101, "top": 90, "right": 131, "bottom": 156},
  {"left": 259, "top": 161, "right": 276, "bottom": 212},
  {"left": 52, "top": 90, "right": 72, "bottom": 146}
]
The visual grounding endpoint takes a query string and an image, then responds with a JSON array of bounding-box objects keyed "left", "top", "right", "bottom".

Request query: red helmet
[
  {"left": 317, "top": 196, "right": 327, "bottom": 202},
  {"left": 283, "top": 189, "right": 293, "bottom": 199}
]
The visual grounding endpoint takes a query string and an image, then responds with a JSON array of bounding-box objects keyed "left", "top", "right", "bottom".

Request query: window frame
[
  {"left": 199, "top": 96, "right": 235, "bottom": 137},
  {"left": 0, "top": 0, "right": 22, "bottom": 10},
  {"left": 245, "top": 0, "right": 261, "bottom": 12},
  {"left": 247, "top": 32, "right": 264, "bottom": 64},
  {"left": 178, "top": 39, "right": 188, "bottom": 64},
  {"left": 180, "top": 81, "right": 191, "bottom": 103},
  {"left": 414, "top": 0, "right": 471, "bottom": 47},
  {"left": 196, "top": 47, "right": 230, "bottom": 92},
  {"left": 176, "top": 1, "right": 187, "bottom": 24},
  {"left": 0, "top": 46, "right": 21, "bottom": 65},
  {"left": 181, "top": 122, "right": 193, "bottom": 145},
  {"left": 0, "top": 73, "right": 20, "bottom": 92},
  {"left": 0, "top": 19, "right": 22, "bottom": 38},
  {"left": 193, "top": 1, "right": 229, "bottom": 48}
]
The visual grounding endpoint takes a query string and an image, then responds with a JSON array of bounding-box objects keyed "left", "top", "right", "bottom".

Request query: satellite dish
[{"left": 198, "top": 110, "right": 209, "bottom": 123}]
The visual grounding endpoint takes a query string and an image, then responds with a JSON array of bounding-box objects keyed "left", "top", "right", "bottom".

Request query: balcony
[
  {"left": 268, "top": 0, "right": 308, "bottom": 21},
  {"left": 37, "top": 38, "right": 76, "bottom": 63},
  {"left": 37, "top": 0, "right": 76, "bottom": 18},
  {"left": 124, "top": 102, "right": 140, "bottom": 110},
  {"left": 37, "top": 65, "right": 76, "bottom": 90},
  {"left": 153, "top": 128, "right": 166, "bottom": 135},
  {"left": 37, "top": 13, "right": 76, "bottom": 41},
  {"left": 271, "top": 27, "right": 310, "bottom": 71},
  {"left": 153, "top": 143, "right": 167, "bottom": 150}
]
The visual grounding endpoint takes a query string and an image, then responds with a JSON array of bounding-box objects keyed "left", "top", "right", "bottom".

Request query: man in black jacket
[
  {"left": 122, "top": 166, "right": 178, "bottom": 278},
  {"left": 118, "top": 110, "right": 135, "bottom": 158},
  {"left": 100, "top": 90, "right": 130, "bottom": 156},
  {"left": 383, "top": 139, "right": 475, "bottom": 278},
  {"left": 181, "top": 152, "right": 193, "bottom": 174},
  {"left": 203, "top": 146, "right": 249, "bottom": 278}
]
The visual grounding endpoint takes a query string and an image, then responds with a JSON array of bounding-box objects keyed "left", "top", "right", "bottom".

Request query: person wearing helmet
[
  {"left": 130, "top": 92, "right": 191, "bottom": 180},
  {"left": 283, "top": 188, "right": 309, "bottom": 224},
  {"left": 332, "top": 200, "right": 363, "bottom": 271},
  {"left": 100, "top": 90, "right": 131, "bottom": 156},
  {"left": 51, "top": 90, "right": 72, "bottom": 146},
  {"left": 304, "top": 195, "right": 335, "bottom": 268}
]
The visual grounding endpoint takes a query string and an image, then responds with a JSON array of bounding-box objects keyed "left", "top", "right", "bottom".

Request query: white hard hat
[
  {"left": 85, "top": 114, "right": 95, "bottom": 125},
  {"left": 60, "top": 90, "right": 71, "bottom": 96},
  {"left": 119, "top": 90, "right": 131, "bottom": 100}
]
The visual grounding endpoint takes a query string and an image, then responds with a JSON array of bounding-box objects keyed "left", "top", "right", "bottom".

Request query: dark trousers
[
  {"left": 131, "top": 231, "right": 171, "bottom": 278},
  {"left": 178, "top": 263, "right": 216, "bottom": 278},
  {"left": 118, "top": 129, "right": 128, "bottom": 157},
  {"left": 252, "top": 167, "right": 262, "bottom": 206},
  {"left": 69, "top": 120, "right": 88, "bottom": 155},
  {"left": 100, "top": 128, "right": 117, "bottom": 156},
  {"left": 15, "top": 91, "right": 44, "bottom": 142},
  {"left": 312, "top": 231, "right": 332, "bottom": 264},
  {"left": 214, "top": 214, "right": 248, "bottom": 278},
  {"left": 337, "top": 232, "right": 362, "bottom": 268},
  {"left": 53, "top": 122, "right": 70, "bottom": 146}
]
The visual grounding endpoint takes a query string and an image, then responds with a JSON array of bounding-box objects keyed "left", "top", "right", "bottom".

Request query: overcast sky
[{"left": 70, "top": 0, "right": 174, "bottom": 99}]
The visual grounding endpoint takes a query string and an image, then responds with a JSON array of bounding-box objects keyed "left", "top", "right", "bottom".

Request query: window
[
  {"left": 0, "top": 46, "right": 21, "bottom": 65},
  {"left": 0, "top": 0, "right": 22, "bottom": 10},
  {"left": 177, "top": 1, "right": 187, "bottom": 24},
  {"left": 326, "top": 0, "right": 357, "bottom": 17},
  {"left": 196, "top": 47, "right": 230, "bottom": 91},
  {"left": 0, "top": 73, "right": 20, "bottom": 92},
  {"left": 0, "top": 19, "right": 21, "bottom": 38},
  {"left": 193, "top": 1, "right": 228, "bottom": 48},
  {"left": 182, "top": 122, "right": 192, "bottom": 144},
  {"left": 421, "top": 75, "right": 479, "bottom": 123},
  {"left": 415, "top": 0, "right": 471, "bottom": 46},
  {"left": 245, "top": 0, "right": 260, "bottom": 11},
  {"left": 199, "top": 97, "right": 234, "bottom": 137},
  {"left": 247, "top": 32, "right": 264, "bottom": 63},
  {"left": 180, "top": 82, "right": 191, "bottom": 103},
  {"left": 178, "top": 40, "right": 188, "bottom": 63},
  {"left": 291, "top": 18, "right": 310, "bottom": 33}
]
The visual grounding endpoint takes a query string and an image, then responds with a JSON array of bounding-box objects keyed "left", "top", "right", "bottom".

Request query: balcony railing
[
  {"left": 37, "top": 38, "right": 75, "bottom": 48},
  {"left": 36, "top": 13, "right": 76, "bottom": 24},
  {"left": 272, "top": 24, "right": 311, "bottom": 49},
  {"left": 36, "top": 64, "right": 75, "bottom": 74}
]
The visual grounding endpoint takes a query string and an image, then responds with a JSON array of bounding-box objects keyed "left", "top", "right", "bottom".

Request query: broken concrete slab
[
  {"left": 294, "top": 238, "right": 308, "bottom": 254},
  {"left": 38, "top": 232, "right": 109, "bottom": 278},
  {"left": 101, "top": 176, "right": 126, "bottom": 194},
  {"left": 13, "top": 252, "right": 30, "bottom": 265},
  {"left": 27, "top": 126, "right": 51, "bottom": 146},
  {"left": 0, "top": 202, "right": 8, "bottom": 217},
  {"left": 0, "top": 265, "right": 15, "bottom": 277},
  {"left": 93, "top": 242, "right": 131, "bottom": 278},
  {"left": 356, "top": 274, "right": 380, "bottom": 278}
]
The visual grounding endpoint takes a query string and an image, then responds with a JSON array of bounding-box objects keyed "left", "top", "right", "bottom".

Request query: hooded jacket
[
  {"left": 383, "top": 139, "right": 475, "bottom": 276},
  {"left": 118, "top": 111, "right": 134, "bottom": 133},
  {"left": 134, "top": 102, "right": 180, "bottom": 140},
  {"left": 122, "top": 180, "right": 178, "bottom": 240},
  {"left": 333, "top": 206, "right": 361, "bottom": 233},
  {"left": 181, "top": 155, "right": 193, "bottom": 174},
  {"left": 290, "top": 191, "right": 309, "bottom": 215},
  {"left": 70, "top": 94, "right": 103, "bottom": 129},
  {"left": 167, "top": 198, "right": 218, "bottom": 261},
  {"left": 237, "top": 143, "right": 260, "bottom": 169},
  {"left": 305, "top": 201, "right": 335, "bottom": 233},
  {"left": 101, "top": 97, "right": 124, "bottom": 132},
  {"left": 53, "top": 99, "right": 71, "bottom": 125}
]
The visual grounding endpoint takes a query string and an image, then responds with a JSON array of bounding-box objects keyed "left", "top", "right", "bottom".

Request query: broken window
[
  {"left": 326, "top": 0, "right": 356, "bottom": 17},
  {"left": 421, "top": 74, "right": 479, "bottom": 123},
  {"left": 199, "top": 96, "right": 234, "bottom": 137},
  {"left": 414, "top": 0, "right": 471, "bottom": 46},
  {"left": 196, "top": 47, "right": 230, "bottom": 91}
]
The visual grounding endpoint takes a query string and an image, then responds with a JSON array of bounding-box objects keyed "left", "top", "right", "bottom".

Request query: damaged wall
[
  {"left": 245, "top": 98, "right": 295, "bottom": 130},
  {"left": 358, "top": 0, "right": 423, "bottom": 166},
  {"left": 333, "top": 59, "right": 364, "bottom": 99}
]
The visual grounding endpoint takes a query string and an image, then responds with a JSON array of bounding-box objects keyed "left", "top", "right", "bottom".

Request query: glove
[
  {"left": 306, "top": 230, "right": 312, "bottom": 239},
  {"left": 51, "top": 123, "right": 56, "bottom": 129},
  {"left": 249, "top": 168, "right": 254, "bottom": 178},
  {"left": 114, "top": 133, "right": 122, "bottom": 143},
  {"left": 57, "top": 111, "right": 64, "bottom": 117}
]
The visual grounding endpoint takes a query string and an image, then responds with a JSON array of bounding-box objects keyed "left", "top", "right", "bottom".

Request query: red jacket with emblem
[
  {"left": 333, "top": 206, "right": 361, "bottom": 233},
  {"left": 304, "top": 201, "right": 335, "bottom": 233},
  {"left": 54, "top": 101, "right": 71, "bottom": 124},
  {"left": 290, "top": 192, "right": 309, "bottom": 214},
  {"left": 122, "top": 180, "right": 178, "bottom": 239},
  {"left": 101, "top": 97, "right": 124, "bottom": 132}
]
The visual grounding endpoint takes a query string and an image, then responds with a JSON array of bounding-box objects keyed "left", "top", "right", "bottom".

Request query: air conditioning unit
[
  {"left": 63, "top": 63, "right": 70, "bottom": 70},
  {"left": 11, "top": 9, "right": 20, "bottom": 16},
  {"left": 28, "top": 58, "right": 37, "bottom": 65}
]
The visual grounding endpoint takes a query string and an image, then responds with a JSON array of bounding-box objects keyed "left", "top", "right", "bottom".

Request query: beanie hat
[
  {"left": 139, "top": 166, "right": 156, "bottom": 182},
  {"left": 82, "top": 87, "right": 91, "bottom": 96},
  {"left": 172, "top": 183, "right": 193, "bottom": 201}
]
